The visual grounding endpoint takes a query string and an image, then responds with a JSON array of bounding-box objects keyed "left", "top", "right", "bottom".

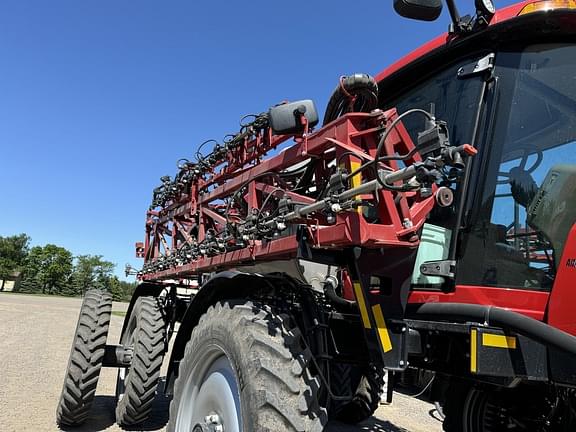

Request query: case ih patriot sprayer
[{"left": 57, "top": 0, "right": 576, "bottom": 430}]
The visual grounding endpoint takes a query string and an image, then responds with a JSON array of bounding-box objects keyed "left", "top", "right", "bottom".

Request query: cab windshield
[{"left": 458, "top": 43, "right": 576, "bottom": 290}]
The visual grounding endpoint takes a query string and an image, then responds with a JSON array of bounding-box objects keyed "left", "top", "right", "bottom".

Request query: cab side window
[{"left": 457, "top": 44, "right": 576, "bottom": 290}]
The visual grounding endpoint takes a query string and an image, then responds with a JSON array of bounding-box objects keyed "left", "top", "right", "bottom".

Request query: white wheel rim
[
  {"left": 117, "top": 367, "right": 127, "bottom": 401},
  {"left": 176, "top": 347, "right": 242, "bottom": 432}
]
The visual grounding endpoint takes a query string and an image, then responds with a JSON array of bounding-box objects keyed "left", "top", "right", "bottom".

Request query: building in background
[{"left": 0, "top": 272, "right": 21, "bottom": 292}]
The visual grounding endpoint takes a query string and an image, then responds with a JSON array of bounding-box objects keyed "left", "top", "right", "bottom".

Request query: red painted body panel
[
  {"left": 547, "top": 224, "right": 576, "bottom": 334},
  {"left": 409, "top": 286, "right": 549, "bottom": 321}
]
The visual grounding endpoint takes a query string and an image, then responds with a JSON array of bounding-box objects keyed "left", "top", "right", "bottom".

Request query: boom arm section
[{"left": 139, "top": 103, "right": 473, "bottom": 282}]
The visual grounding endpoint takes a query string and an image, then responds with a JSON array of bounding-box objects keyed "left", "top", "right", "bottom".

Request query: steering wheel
[{"left": 497, "top": 146, "right": 543, "bottom": 185}]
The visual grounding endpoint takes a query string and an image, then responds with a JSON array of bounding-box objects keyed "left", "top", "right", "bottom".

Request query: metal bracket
[
  {"left": 296, "top": 224, "right": 313, "bottom": 260},
  {"left": 457, "top": 53, "right": 495, "bottom": 79},
  {"left": 420, "top": 260, "right": 456, "bottom": 279},
  {"left": 102, "top": 344, "right": 133, "bottom": 368}
]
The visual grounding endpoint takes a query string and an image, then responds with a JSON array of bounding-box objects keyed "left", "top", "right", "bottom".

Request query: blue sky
[{"left": 0, "top": 0, "right": 518, "bottom": 278}]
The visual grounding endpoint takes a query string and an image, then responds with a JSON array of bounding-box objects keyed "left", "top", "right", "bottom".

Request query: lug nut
[{"left": 205, "top": 414, "right": 220, "bottom": 424}]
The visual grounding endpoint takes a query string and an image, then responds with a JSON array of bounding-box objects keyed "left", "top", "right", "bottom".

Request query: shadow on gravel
[
  {"left": 59, "top": 379, "right": 171, "bottom": 432},
  {"left": 327, "top": 418, "right": 410, "bottom": 432},
  {"left": 357, "top": 418, "right": 410, "bottom": 432}
]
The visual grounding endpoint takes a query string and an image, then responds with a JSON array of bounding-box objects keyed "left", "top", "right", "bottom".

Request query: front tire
[
  {"left": 56, "top": 289, "right": 112, "bottom": 426},
  {"left": 168, "top": 300, "right": 327, "bottom": 432},
  {"left": 115, "top": 296, "right": 166, "bottom": 427}
]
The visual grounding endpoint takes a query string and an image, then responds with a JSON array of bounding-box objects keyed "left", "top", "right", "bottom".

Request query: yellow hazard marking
[
  {"left": 349, "top": 161, "right": 362, "bottom": 188},
  {"left": 482, "top": 333, "right": 517, "bottom": 349},
  {"left": 353, "top": 282, "right": 372, "bottom": 329},
  {"left": 371, "top": 304, "right": 393, "bottom": 353},
  {"left": 349, "top": 160, "right": 363, "bottom": 214},
  {"left": 470, "top": 328, "right": 478, "bottom": 373}
]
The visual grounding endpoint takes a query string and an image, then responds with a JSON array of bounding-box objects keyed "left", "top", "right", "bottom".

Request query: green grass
[{"left": 112, "top": 310, "right": 127, "bottom": 317}]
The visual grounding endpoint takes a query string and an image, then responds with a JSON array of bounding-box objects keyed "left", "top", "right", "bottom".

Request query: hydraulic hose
[
  {"left": 323, "top": 73, "right": 378, "bottom": 125},
  {"left": 322, "top": 276, "right": 356, "bottom": 311},
  {"left": 408, "top": 303, "right": 576, "bottom": 356}
]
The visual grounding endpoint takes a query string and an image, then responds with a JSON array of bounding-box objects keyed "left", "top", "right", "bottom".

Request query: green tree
[
  {"left": 71, "top": 255, "right": 115, "bottom": 296},
  {"left": 107, "top": 275, "right": 137, "bottom": 302},
  {"left": 0, "top": 233, "right": 30, "bottom": 290},
  {"left": 23, "top": 244, "right": 73, "bottom": 294}
]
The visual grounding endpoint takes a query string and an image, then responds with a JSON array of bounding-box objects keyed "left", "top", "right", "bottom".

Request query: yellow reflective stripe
[
  {"left": 470, "top": 329, "right": 478, "bottom": 373},
  {"left": 482, "top": 333, "right": 517, "bottom": 349},
  {"left": 349, "top": 160, "right": 362, "bottom": 214},
  {"left": 349, "top": 161, "right": 362, "bottom": 188},
  {"left": 353, "top": 282, "right": 371, "bottom": 329},
  {"left": 371, "top": 304, "right": 393, "bottom": 353}
]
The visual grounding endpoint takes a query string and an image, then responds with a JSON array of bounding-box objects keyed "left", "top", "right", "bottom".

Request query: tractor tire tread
[
  {"left": 56, "top": 289, "right": 112, "bottom": 427},
  {"left": 115, "top": 296, "right": 166, "bottom": 427},
  {"left": 331, "top": 363, "right": 384, "bottom": 424},
  {"left": 168, "top": 300, "right": 327, "bottom": 432}
]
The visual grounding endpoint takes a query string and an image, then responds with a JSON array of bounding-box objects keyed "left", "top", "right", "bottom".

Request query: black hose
[
  {"left": 372, "top": 108, "right": 433, "bottom": 189},
  {"left": 322, "top": 278, "right": 356, "bottom": 311},
  {"left": 343, "top": 108, "right": 433, "bottom": 185},
  {"left": 323, "top": 73, "right": 378, "bottom": 125},
  {"left": 408, "top": 303, "right": 576, "bottom": 356}
]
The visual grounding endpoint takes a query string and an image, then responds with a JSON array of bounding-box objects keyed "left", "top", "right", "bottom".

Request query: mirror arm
[
  {"left": 445, "top": 0, "right": 474, "bottom": 34},
  {"left": 446, "top": 0, "right": 461, "bottom": 23}
]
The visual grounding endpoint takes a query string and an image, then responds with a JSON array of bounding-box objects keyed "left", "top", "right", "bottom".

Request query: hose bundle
[{"left": 323, "top": 73, "right": 379, "bottom": 125}]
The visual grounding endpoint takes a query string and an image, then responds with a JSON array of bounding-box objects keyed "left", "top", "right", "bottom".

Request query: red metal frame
[{"left": 141, "top": 108, "right": 435, "bottom": 281}]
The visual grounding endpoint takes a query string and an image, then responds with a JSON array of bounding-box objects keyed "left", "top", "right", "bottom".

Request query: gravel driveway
[{"left": 0, "top": 293, "right": 442, "bottom": 432}]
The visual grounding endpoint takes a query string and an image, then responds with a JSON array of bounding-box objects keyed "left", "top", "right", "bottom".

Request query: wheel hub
[
  {"left": 193, "top": 414, "right": 224, "bottom": 432},
  {"left": 176, "top": 352, "right": 242, "bottom": 432}
]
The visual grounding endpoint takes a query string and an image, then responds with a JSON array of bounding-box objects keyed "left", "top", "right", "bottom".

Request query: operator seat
[{"left": 508, "top": 166, "right": 539, "bottom": 209}]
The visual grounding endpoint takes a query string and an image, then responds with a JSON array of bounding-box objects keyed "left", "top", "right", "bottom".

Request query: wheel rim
[
  {"left": 116, "top": 367, "right": 128, "bottom": 401},
  {"left": 176, "top": 347, "right": 242, "bottom": 432}
]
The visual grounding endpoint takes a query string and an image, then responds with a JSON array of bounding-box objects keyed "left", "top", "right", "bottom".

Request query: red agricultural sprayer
[{"left": 57, "top": 0, "right": 576, "bottom": 430}]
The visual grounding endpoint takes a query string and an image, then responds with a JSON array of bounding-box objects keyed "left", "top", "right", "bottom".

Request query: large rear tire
[
  {"left": 167, "top": 300, "right": 327, "bottom": 432},
  {"left": 115, "top": 296, "right": 166, "bottom": 427},
  {"left": 56, "top": 289, "right": 112, "bottom": 426},
  {"left": 330, "top": 363, "right": 384, "bottom": 424}
]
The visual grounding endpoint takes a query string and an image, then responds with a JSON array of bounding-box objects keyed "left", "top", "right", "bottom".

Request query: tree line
[{"left": 0, "top": 233, "right": 137, "bottom": 302}]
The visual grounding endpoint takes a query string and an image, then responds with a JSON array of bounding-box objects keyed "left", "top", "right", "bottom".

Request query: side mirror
[
  {"left": 268, "top": 100, "right": 319, "bottom": 135},
  {"left": 393, "top": 0, "right": 443, "bottom": 21}
]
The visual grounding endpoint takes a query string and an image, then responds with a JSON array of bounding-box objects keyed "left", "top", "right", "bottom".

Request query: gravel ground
[{"left": 0, "top": 293, "right": 443, "bottom": 432}]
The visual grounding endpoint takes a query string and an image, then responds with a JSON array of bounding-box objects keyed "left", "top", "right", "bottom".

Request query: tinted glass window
[
  {"left": 458, "top": 44, "right": 576, "bottom": 290},
  {"left": 385, "top": 57, "right": 485, "bottom": 153},
  {"left": 384, "top": 57, "right": 486, "bottom": 288}
]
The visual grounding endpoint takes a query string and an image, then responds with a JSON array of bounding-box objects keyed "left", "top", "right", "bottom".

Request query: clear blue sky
[{"left": 0, "top": 0, "right": 517, "bottom": 278}]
